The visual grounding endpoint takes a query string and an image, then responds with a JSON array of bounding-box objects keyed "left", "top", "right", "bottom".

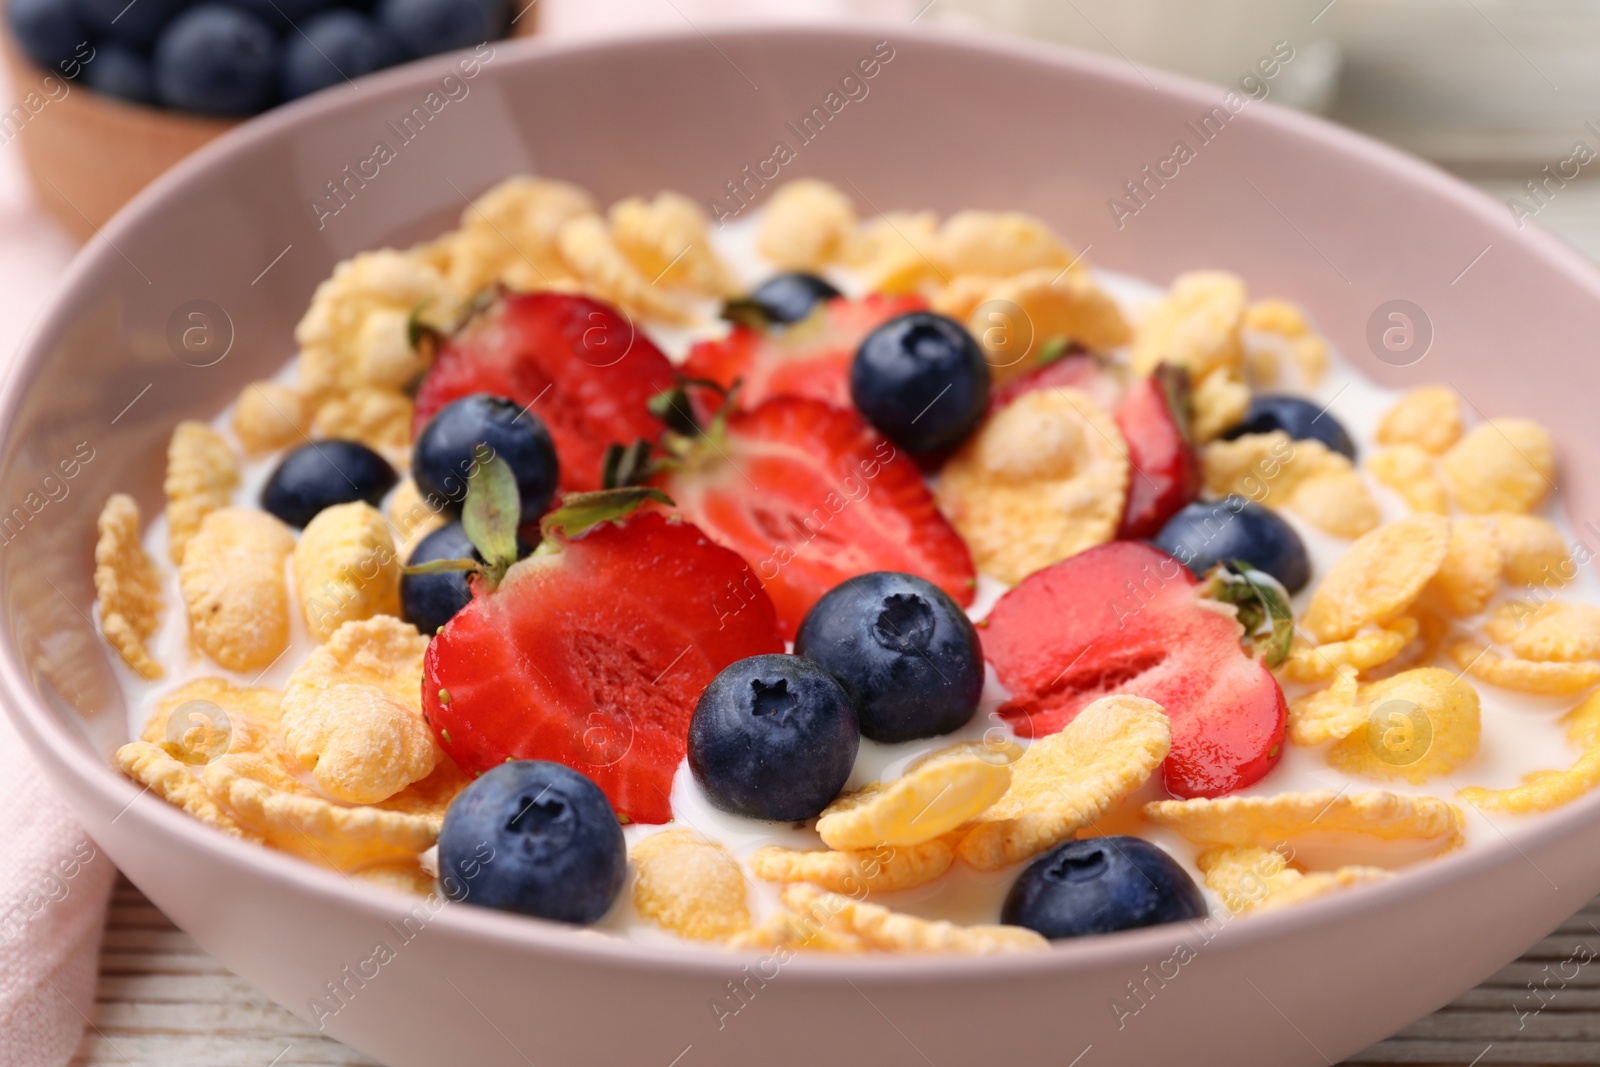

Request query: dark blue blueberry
[
  {"left": 1221, "top": 393, "right": 1355, "bottom": 460},
  {"left": 260, "top": 440, "right": 397, "bottom": 528},
  {"left": 400, "top": 520, "right": 532, "bottom": 634},
  {"left": 413, "top": 394, "right": 558, "bottom": 524},
  {"left": 85, "top": 43, "right": 159, "bottom": 104},
  {"left": 280, "top": 9, "right": 400, "bottom": 100},
  {"left": 745, "top": 272, "right": 841, "bottom": 325},
  {"left": 375, "top": 0, "right": 508, "bottom": 59},
  {"left": 438, "top": 760, "right": 626, "bottom": 925},
  {"left": 75, "top": 0, "right": 192, "bottom": 50},
  {"left": 851, "top": 312, "right": 989, "bottom": 454},
  {"left": 154, "top": 4, "right": 279, "bottom": 116},
  {"left": 688, "top": 654, "right": 859, "bottom": 822},
  {"left": 222, "top": 0, "right": 338, "bottom": 31},
  {"left": 1002, "top": 837, "right": 1207, "bottom": 940},
  {"left": 1153, "top": 496, "right": 1311, "bottom": 594},
  {"left": 9, "top": 0, "right": 91, "bottom": 72},
  {"left": 795, "top": 571, "right": 983, "bottom": 743}
]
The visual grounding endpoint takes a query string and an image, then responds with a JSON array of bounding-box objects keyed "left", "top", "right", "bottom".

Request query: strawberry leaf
[
  {"left": 721, "top": 297, "right": 776, "bottom": 330},
  {"left": 403, "top": 558, "right": 483, "bottom": 576},
  {"left": 539, "top": 487, "right": 673, "bottom": 547},
  {"left": 1151, "top": 362, "right": 1194, "bottom": 445},
  {"left": 601, "top": 439, "right": 658, "bottom": 489},
  {"left": 462, "top": 449, "right": 521, "bottom": 585},
  {"left": 1034, "top": 336, "right": 1072, "bottom": 367},
  {"left": 1201, "top": 561, "right": 1294, "bottom": 668}
]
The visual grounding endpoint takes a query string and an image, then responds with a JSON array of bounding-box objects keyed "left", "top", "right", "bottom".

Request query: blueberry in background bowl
[
  {"left": 851, "top": 311, "right": 989, "bottom": 454},
  {"left": 743, "top": 272, "right": 842, "bottom": 325},
  {"left": 438, "top": 760, "right": 626, "bottom": 925},
  {"left": 224, "top": 0, "right": 341, "bottom": 33},
  {"left": 154, "top": 4, "right": 280, "bottom": 117},
  {"left": 1154, "top": 496, "right": 1312, "bottom": 594},
  {"left": 75, "top": 0, "right": 193, "bottom": 49},
  {"left": 1221, "top": 393, "right": 1356, "bottom": 460},
  {"left": 795, "top": 571, "right": 984, "bottom": 743},
  {"left": 281, "top": 10, "right": 401, "bottom": 101},
  {"left": 413, "top": 394, "right": 559, "bottom": 523},
  {"left": 8, "top": 0, "right": 90, "bottom": 71},
  {"left": 377, "top": 0, "right": 509, "bottom": 60},
  {"left": 688, "top": 654, "right": 859, "bottom": 822},
  {"left": 1002, "top": 837, "right": 1207, "bottom": 939},
  {"left": 261, "top": 439, "right": 397, "bottom": 529},
  {"left": 85, "top": 42, "right": 159, "bottom": 105}
]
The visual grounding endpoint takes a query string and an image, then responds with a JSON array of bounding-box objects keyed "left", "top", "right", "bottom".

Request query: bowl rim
[{"left": 7, "top": 18, "right": 1600, "bottom": 983}]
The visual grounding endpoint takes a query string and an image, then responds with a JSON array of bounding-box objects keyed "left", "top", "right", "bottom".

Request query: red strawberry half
[
  {"left": 414, "top": 292, "right": 677, "bottom": 493},
  {"left": 655, "top": 397, "right": 976, "bottom": 639},
  {"left": 981, "top": 541, "right": 1285, "bottom": 798},
  {"left": 421, "top": 511, "right": 784, "bottom": 823},
  {"left": 683, "top": 294, "right": 924, "bottom": 411}
]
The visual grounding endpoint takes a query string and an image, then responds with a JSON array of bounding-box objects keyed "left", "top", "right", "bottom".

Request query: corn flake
[
  {"left": 1509, "top": 602, "right": 1600, "bottom": 663},
  {"left": 1304, "top": 515, "right": 1451, "bottom": 642},
  {"left": 817, "top": 743, "right": 1012, "bottom": 851},
  {"left": 293, "top": 502, "right": 402, "bottom": 643},
  {"left": 726, "top": 908, "right": 868, "bottom": 954},
  {"left": 1442, "top": 418, "right": 1556, "bottom": 515},
  {"left": 1287, "top": 467, "right": 1380, "bottom": 539},
  {"left": 1328, "top": 668, "right": 1482, "bottom": 783},
  {"left": 934, "top": 211, "right": 1074, "bottom": 278},
  {"left": 1423, "top": 517, "right": 1503, "bottom": 617},
  {"left": 959, "top": 695, "right": 1171, "bottom": 871},
  {"left": 310, "top": 388, "right": 412, "bottom": 459},
  {"left": 1376, "top": 386, "right": 1463, "bottom": 455},
  {"left": 1191, "top": 370, "right": 1253, "bottom": 446},
  {"left": 937, "top": 387, "right": 1129, "bottom": 585},
  {"left": 1130, "top": 270, "right": 1246, "bottom": 381},
  {"left": 1200, "top": 430, "right": 1340, "bottom": 506},
  {"left": 1493, "top": 513, "right": 1573, "bottom": 587},
  {"left": 778, "top": 885, "right": 1047, "bottom": 954},
  {"left": 1287, "top": 666, "right": 1364, "bottom": 745},
  {"left": 232, "top": 381, "right": 310, "bottom": 456},
  {"left": 968, "top": 268, "right": 1130, "bottom": 381},
  {"left": 141, "top": 677, "right": 285, "bottom": 765},
  {"left": 386, "top": 478, "right": 447, "bottom": 563},
  {"left": 114, "top": 741, "right": 260, "bottom": 840},
  {"left": 556, "top": 214, "right": 693, "bottom": 325},
  {"left": 1367, "top": 444, "right": 1449, "bottom": 515},
  {"left": 164, "top": 421, "right": 239, "bottom": 565},
  {"left": 443, "top": 177, "right": 596, "bottom": 294},
  {"left": 1281, "top": 618, "right": 1418, "bottom": 685},
  {"left": 179, "top": 508, "right": 294, "bottom": 672},
  {"left": 1449, "top": 640, "right": 1600, "bottom": 696},
  {"left": 756, "top": 179, "right": 856, "bottom": 271},
  {"left": 631, "top": 829, "right": 750, "bottom": 941},
  {"left": 1144, "top": 789, "right": 1464, "bottom": 849},
  {"left": 94, "top": 495, "right": 164, "bottom": 680},
  {"left": 843, "top": 211, "right": 940, "bottom": 294},
  {"left": 750, "top": 838, "right": 954, "bottom": 894},
  {"left": 609, "top": 192, "right": 736, "bottom": 296},
  {"left": 1197, "top": 846, "right": 1392, "bottom": 914}
]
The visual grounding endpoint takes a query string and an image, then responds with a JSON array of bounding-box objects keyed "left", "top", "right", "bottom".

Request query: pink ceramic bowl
[{"left": 6, "top": 24, "right": 1600, "bottom": 1067}]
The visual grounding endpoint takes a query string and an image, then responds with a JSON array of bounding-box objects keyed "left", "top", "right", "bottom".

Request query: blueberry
[
  {"left": 745, "top": 273, "right": 841, "bottom": 325},
  {"left": 1002, "top": 837, "right": 1207, "bottom": 940},
  {"left": 222, "top": 0, "right": 338, "bottom": 31},
  {"left": 795, "top": 572, "right": 983, "bottom": 743},
  {"left": 75, "top": 0, "right": 192, "bottom": 50},
  {"left": 1153, "top": 496, "right": 1311, "bottom": 594},
  {"left": 85, "top": 43, "right": 159, "bottom": 104},
  {"left": 438, "top": 760, "right": 626, "bottom": 925},
  {"left": 1221, "top": 393, "right": 1355, "bottom": 460},
  {"left": 154, "top": 4, "right": 279, "bottom": 116},
  {"left": 280, "top": 10, "right": 400, "bottom": 100},
  {"left": 376, "top": 0, "right": 508, "bottom": 59},
  {"left": 260, "top": 440, "right": 397, "bottom": 528},
  {"left": 413, "top": 394, "right": 558, "bottom": 524},
  {"left": 851, "top": 312, "right": 989, "bottom": 453},
  {"left": 9, "top": 0, "right": 90, "bottom": 71},
  {"left": 688, "top": 654, "right": 859, "bottom": 822},
  {"left": 401, "top": 520, "right": 532, "bottom": 634}
]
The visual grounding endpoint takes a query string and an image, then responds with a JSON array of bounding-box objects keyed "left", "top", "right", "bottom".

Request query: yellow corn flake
[
  {"left": 1462, "top": 693, "right": 1600, "bottom": 814},
  {"left": 1366, "top": 444, "right": 1449, "bottom": 515},
  {"left": 442, "top": 176, "right": 596, "bottom": 295},
  {"left": 631, "top": 829, "right": 750, "bottom": 941},
  {"left": 1243, "top": 298, "right": 1310, "bottom": 337},
  {"left": 1281, "top": 618, "right": 1418, "bottom": 685},
  {"left": 1190, "top": 370, "right": 1251, "bottom": 445},
  {"left": 114, "top": 741, "right": 260, "bottom": 840},
  {"left": 1449, "top": 640, "right": 1600, "bottom": 696},
  {"left": 1245, "top": 340, "right": 1281, "bottom": 386},
  {"left": 1197, "top": 846, "right": 1391, "bottom": 914},
  {"left": 750, "top": 838, "right": 954, "bottom": 894},
  {"left": 959, "top": 695, "right": 1171, "bottom": 871},
  {"left": 386, "top": 478, "right": 446, "bottom": 563},
  {"left": 609, "top": 192, "right": 736, "bottom": 296},
  {"left": 164, "top": 421, "right": 239, "bottom": 565},
  {"left": 352, "top": 864, "right": 436, "bottom": 896},
  {"left": 937, "top": 387, "right": 1129, "bottom": 585},
  {"left": 968, "top": 268, "right": 1130, "bottom": 381},
  {"left": 779, "top": 885, "right": 1047, "bottom": 954},
  {"left": 1492, "top": 513, "right": 1573, "bottom": 587},
  {"left": 1375, "top": 386, "right": 1463, "bottom": 455},
  {"left": 756, "top": 179, "right": 856, "bottom": 271},
  {"left": 179, "top": 508, "right": 294, "bottom": 672},
  {"left": 140, "top": 677, "right": 285, "bottom": 765},
  {"left": 1130, "top": 270, "right": 1247, "bottom": 381},
  {"left": 725, "top": 908, "right": 868, "bottom": 954},
  {"left": 1441, "top": 418, "right": 1556, "bottom": 515},
  {"left": 232, "top": 381, "right": 310, "bottom": 456},
  {"left": 1482, "top": 600, "right": 1539, "bottom": 646},
  {"left": 1566, "top": 689, "right": 1600, "bottom": 749},
  {"left": 295, "top": 249, "right": 458, "bottom": 400},
  {"left": 1200, "top": 430, "right": 1340, "bottom": 506},
  {"left": 94, "top": 494, "right": 164, "bottom": 680},
  {"left": 933, "top": 210, "right": 1074, "bottom": 278},
  {"left": 1509, "top": 603, "right": 1600, "bottom": 663},
  {"left": 1328, "top": 668, "right": 1482, "bottom": 783},
  {"left": 1422, "top": 517, "right": 1503, "bottom": 617},
  {"left": 1290, "top": 336, "right": 1328, "bottom": 384},
  {"left": 1287, "top": 666, "right": 1364, "bottom": 745},
  {"left": 842, "top": 210, "right": 940, "bottom": 294},
  {"left": 1304, "top": 515, "right": 1452, "bottom": 642},
  {"left": 310, "top": 388, "right": 413, "bottom": 458},
  {"left": 1287, "top": 467, "right": 1381, "bottom": 539},
  {"left": 556, "top": 214, "right": 693, "bottom": 324},
  {"left": 280, "top": 617, "right": 435, "bottom": 804},
  {"left": 1145, "top": 790, "right": 1465, "bottom": 849},
  {"left": 930, "top": 274, "right": 1000, "bottom": 322},
  {"left": 293, "top": 502, "right": 402, "bottom": 643},
  {"left": 816, "top": 743, "right": 1013, "bottom": 850}
]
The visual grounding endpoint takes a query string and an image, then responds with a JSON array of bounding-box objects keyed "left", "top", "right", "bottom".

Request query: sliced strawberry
[
  {"left": 421, "top": 511, "right": 784, "bottom": 823},
  {"left": 683, "top": 294, "right": 925, "bottom": 411},
  {"left": 655, "top": 397, "right": 975, "bottom": 639},
  {"left": 988, "top": 351, "right": 1118, "bottom": 413},
  {"left": 981, "top": 541, "right": 1285, "bottom": 798},
  {"left": 414, "top": 292, "right": 676, "bottom": 493}
]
